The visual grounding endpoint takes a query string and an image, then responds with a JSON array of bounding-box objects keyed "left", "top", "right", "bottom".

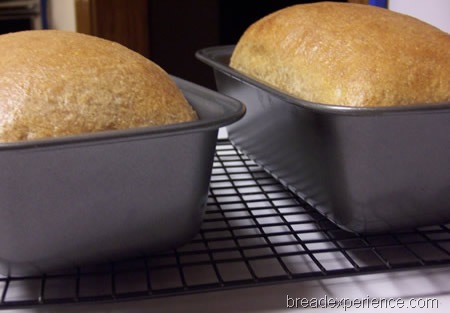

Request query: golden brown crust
[
  {"left": 0, "top": 30, "right": 197, "bottom": 142},
  {"left": 230, "top": 2, "right": 450, "bottom": 107}
]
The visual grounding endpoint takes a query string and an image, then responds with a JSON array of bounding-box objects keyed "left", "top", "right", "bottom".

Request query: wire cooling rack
[{"left": 1, "top": 140, "right": 449, "bottom": 309}]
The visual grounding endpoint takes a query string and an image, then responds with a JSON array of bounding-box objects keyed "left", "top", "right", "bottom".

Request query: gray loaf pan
[
  {"left": 0, "top": 76, "right": 245, "bottom": 275},
  {"left": 196, "top": 45, "right": 450, "bottom": 234}
]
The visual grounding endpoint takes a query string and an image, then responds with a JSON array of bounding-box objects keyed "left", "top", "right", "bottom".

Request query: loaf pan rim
[{"left": 196, "top": 45, "right": 450, "bottom": 115}]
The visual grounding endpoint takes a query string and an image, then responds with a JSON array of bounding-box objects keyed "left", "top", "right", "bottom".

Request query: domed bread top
[
  {"left": 0, "top": 30, "right": 197, "bottom": 142},
  {"left": 230, "top": 2, "right": 450, "bottom": 107}
]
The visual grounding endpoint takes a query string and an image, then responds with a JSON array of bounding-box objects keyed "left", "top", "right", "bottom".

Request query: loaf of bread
[
  {"left": 230, "top": 2, "right": 450, "bottom": 107},
  {"left": 0, "top": 30, "right": 197, "bottom": 142}
]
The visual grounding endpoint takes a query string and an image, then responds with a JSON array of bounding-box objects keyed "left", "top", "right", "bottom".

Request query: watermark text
[{"left": 287, "top": 295, "right": 439, "bottom": 310}]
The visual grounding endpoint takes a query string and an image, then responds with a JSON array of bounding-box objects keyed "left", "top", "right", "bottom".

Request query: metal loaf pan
[
  {"left": 196, "top": 45, "right": 450, "bottom": 234},
  {"left": 0, "top": 76, "right": 245, "bottom": 275}
]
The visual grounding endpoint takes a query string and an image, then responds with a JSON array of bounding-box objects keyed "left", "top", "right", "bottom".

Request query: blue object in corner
[
  {"left": 40, "top": 0, "right": 48, "bottom": 29},
  {"left": 369, "top": 0, "right": 388, "bottom": 8}
]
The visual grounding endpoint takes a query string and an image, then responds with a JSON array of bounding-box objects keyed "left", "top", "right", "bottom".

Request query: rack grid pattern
[{"left": 1, "top": 140, "right": 449, "bottom": 309}]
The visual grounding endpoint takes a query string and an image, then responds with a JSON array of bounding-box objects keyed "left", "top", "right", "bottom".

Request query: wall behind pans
[{"left": 389, "top": 0, "right": 450, "bottom": 33}]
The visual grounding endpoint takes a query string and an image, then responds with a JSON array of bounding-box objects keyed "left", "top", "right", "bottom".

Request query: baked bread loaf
[
  {"left": 0, "top": 30, "right": 197, "bottom": 142},
  {"left": 230, "top": 2, "right": 450, "bottom": 107}
]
